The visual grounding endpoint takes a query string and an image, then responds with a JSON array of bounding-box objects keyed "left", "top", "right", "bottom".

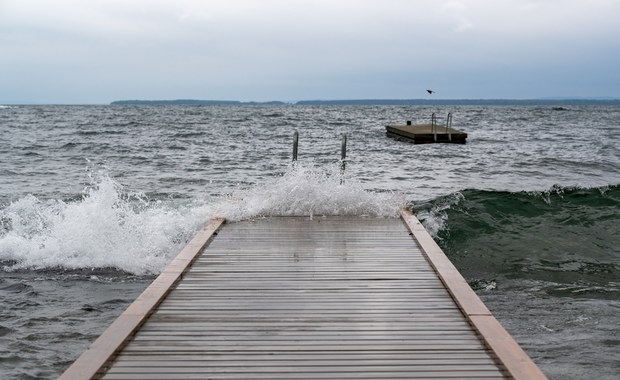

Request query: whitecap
[
  {"left": 0, "top": 163, "right": 405, "bottom": 274},
  {"left": 210, "top": 162, "right": 404, "bottom": 221}
]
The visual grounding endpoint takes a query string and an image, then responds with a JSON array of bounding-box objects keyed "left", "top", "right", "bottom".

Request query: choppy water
[{"left": 1, "top": 105, "right": 619, "bottom": 379}]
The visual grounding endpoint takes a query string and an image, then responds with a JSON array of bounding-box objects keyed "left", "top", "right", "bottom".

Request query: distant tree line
[
  {"left": 110, "top": 99, "right": 287, "bottom": 105},
  {"left": 294, "top": 99, "right": 620, "bottom": 106},
  {"left": 111, "top": 98, "right": 620, "bottom": 106}
]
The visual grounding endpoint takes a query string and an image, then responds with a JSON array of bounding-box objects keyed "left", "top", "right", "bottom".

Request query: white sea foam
[
  {"left": 414, "top": 191, "right": 464, "bottom": 238},
  {"left": 211, "top": 163, "right": 404, "bottom": 221},
  {"left": 0, "top": 174, "right": 210, "bottom": 275},
  {"left": 0, "top": 164, "right": 404, "bottom": 274}
]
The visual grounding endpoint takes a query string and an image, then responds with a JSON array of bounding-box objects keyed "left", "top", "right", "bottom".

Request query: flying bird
[{"left": 426, "top": 89, "right": 434, "bottom": 95}]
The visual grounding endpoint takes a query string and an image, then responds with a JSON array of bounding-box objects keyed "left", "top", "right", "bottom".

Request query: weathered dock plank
[{"left": 60, "top": 215, "right": 546, "bottom": 380}]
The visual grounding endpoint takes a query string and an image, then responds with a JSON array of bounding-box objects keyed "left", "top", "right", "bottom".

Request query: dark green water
[{"left": 416, "top": 185, "right": 620, "bottom": 379}]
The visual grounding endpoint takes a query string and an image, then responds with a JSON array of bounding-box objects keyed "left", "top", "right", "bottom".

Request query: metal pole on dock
[
  {"left": 446, "top": 112, "right": 452, "bottom": 142},
  {"left": 292, "top": 131, "right": 299, "bottom": 162},
  {"left": 432, "top": 113, "right": 437, "bottom": 142},
  {"left": 340, "top": 133, "right": 347, "bottom": 184}
]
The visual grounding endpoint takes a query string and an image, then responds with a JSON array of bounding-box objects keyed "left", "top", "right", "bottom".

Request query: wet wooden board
[{"left": 61, "top": 215, "right": 547, "bottom": 380}]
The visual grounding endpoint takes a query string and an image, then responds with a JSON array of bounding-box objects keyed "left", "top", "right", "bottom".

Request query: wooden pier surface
[{"left": 60, "top": 211, "right": 546, "bottom": 380}]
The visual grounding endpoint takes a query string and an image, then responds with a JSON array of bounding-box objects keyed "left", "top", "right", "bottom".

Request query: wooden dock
[
  {"left": 386, "top": 124, "right": 467, "bottom": 144},
  {"left": 60, "top": 211, "right": 546, "bottom": 379}
]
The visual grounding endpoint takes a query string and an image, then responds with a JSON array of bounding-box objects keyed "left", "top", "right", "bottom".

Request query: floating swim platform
[
  {"left": 386, "top": 124, "right": 468, "bottom": 144},
  {"left": 386, "top": 113, "right": 467, "bottom": 144},
  {"left": 60, "top": 211, "right": 546, "bottom": 379}
]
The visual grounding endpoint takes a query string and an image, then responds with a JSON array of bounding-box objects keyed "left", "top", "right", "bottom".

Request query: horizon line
[{"left": 2, "top": 97, "right": 620, "bottom": 106}]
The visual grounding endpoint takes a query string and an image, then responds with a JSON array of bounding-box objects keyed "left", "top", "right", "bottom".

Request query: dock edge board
[
  {"left": 58, "top": 218, "right": 225, "bottom": 380},
  {"left": 400, "top": 209, "right": 548, "bottom": 380}
]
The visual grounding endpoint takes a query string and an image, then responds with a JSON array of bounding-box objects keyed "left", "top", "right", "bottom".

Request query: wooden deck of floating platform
[
  {"left": 386, "top": 124, "right": 467, "bottom": 144},
  {"left": 60, "top": 211, "right": 546, "bottom": 380}
]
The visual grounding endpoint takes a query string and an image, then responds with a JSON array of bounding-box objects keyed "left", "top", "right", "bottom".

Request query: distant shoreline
[
  {"left": 110, "top": 98, "right": 620, "bottom": 106},
  {"left": 110, "top": 99, "right": 288, "bottom": 106}
]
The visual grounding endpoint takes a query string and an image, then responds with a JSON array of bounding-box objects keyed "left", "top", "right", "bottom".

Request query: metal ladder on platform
[
  {"left": 431, "top": 112, "right": 453, "bottom": 142},
  {"left": 291, "top": 131, "right": 347, "bottom": 182}
]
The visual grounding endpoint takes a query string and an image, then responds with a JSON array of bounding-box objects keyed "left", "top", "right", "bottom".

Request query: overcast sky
[{"left": 1, "top": 0, "right": 619, "bottom": 103}]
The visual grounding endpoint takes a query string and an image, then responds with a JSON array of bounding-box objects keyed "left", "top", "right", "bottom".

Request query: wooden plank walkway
[{"left": 60, "top": 211, "right": 547, "bottom": 380}]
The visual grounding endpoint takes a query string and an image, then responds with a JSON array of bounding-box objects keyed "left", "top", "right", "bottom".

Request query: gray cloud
[{"left": 1, "top": 0, "right": 619, "bottom": 103}]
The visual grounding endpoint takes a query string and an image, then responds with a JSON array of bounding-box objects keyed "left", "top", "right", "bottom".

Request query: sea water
[{"left": 0, "top": 105, "right": 618, "bottom": 379}]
